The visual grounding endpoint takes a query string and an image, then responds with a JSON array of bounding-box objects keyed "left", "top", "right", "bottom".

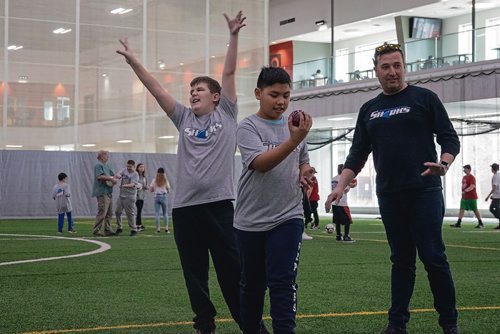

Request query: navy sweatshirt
[{"left": 344, "top": 85, "right": 460, "bottom": 194}]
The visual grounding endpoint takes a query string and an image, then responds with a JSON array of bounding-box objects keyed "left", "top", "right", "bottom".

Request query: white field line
[{"left": 0, "top": 234, "right": 111, "bottom": 266}]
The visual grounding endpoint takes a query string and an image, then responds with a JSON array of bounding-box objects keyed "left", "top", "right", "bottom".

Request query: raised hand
[
  {"left": 116, "top": 38, "right": 135, "bottom": 64},
  {"left": 224, "top": 10, "right": 246, "bottom": 35}
]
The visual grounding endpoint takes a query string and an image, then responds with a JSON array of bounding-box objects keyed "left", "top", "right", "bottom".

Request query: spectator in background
[
  {"left": 135, "top": 163, "right": 147, "bottom": 231},
  {"left": 325, "top": 164, "right": 357, "bottom": 242},
  {"left": 149, "top": 167, "right": 171, "bottom": 233},
  {"left": 114, "top": 160, "right": 140, "bottom": 236},
  {"left": 485, "top": 163, "right": 500, "bottom": 230},
  {"left": 451, "top": 164, "right": 484, "bottom": 228},
  {"left": 52, "top": 172, "right": 75, "bottom": 234},
  {"left": 92, "top": 150, "right": 116, "bottom": 237},
  {"left": 308, "top": 167, "right": 320, "bottom": 230}
]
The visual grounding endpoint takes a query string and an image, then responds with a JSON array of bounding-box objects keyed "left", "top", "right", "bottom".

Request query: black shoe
[
  {"left": 343, "top": 235, "right": 355, "bottom": 243},
  {"left": 115, "top": 228, "right": 123, "bottom": 235},
  {"left": 495, "top": 225, "right": 500, "bottom": 230},
  {"left": 336, "top": 235, "right": 343, "bottom": 241},
  {"left": 450, "top": 223, "right": 461, "bottom": 228},
  {"left": 130, "top": 230, "right": 138, "bottom": 236},
  {"left": 443, "top": 326, "right": 459, "bottom": 334},
  {"left": 474, "top": 224, "right": 485, "bottom": 229},
  {"left": 381, "top": 325, "right": 408, "bottom": 334},
  {"left": 104, "top": 230, "right": 115, "bottom": 236}
]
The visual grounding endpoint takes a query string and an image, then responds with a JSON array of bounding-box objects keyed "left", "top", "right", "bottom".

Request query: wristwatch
[{"left": 439, "top": 160, "right": 449, "bottom": 170}]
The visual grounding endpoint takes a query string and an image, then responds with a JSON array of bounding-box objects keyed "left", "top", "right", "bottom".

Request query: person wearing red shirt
[
  {"left": 451, "top": 164, "right": 484, "bottom": 228},
  {"left": 308, "top": 170, "right": 320, "bottom": 229}
]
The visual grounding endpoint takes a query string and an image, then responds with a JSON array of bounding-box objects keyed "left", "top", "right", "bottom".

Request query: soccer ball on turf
[{"left": 325, "top": 223, "right": 335, "bottom": 234}]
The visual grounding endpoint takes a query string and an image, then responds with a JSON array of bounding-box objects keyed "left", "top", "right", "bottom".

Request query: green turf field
[{"left": 0, "top": 218, "right": 498, "bottom": 334}]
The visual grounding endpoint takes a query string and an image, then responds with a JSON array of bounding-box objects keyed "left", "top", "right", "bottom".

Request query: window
[
  {"left": 335, "top": 48, "right": 349, "bottom": 83},
  {"left": 458, "top": 23, "right": 472, "bottom": 56},
  {"left": 485, "top": 18, "right": 500, "bottom": 60}
]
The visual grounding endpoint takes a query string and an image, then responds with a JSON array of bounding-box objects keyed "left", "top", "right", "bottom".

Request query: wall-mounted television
[{"left": 409, "top": 17, "right": 442, "bottom": 39}]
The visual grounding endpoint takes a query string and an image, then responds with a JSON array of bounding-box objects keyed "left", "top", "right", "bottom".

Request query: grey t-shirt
[
  {"left": 169, "top": 94, "right": 237, "bottom": 208},
  {"left": 118, "top": 168, "right": 139, "bottom": 200},
  {"left": 234, "top": 114, "right": 309, "bottom": 231}
]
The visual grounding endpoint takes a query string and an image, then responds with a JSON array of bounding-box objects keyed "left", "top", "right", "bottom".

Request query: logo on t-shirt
[
  {"left": 263, "top": 140, "right": 300, "bottom": 152},
  {"left": 369, "top": 106, "right": 410, "bottom": 120},
  {"left": 184, "top": 122, "right": 222, "bottom": 140}
]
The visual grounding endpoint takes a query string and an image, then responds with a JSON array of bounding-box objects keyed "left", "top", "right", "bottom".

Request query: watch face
[{"left": 440, "top": 161, "right": 449, "bottom": 166}]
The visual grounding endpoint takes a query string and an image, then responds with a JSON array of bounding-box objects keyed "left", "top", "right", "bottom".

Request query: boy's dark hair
[
  {"left": 190, "top": 76, "right": 221, "bottom": 94},
  {"left": 127, "top": 160, "right": 135, "bottom": 166},
  {"left": 58, "top": 172, "right": 67, "bottom": 181},
  {"left": 463, "top": 164, "right": 471, "bottom": 170},
  {"left": 256, "top": 66, "right": 291, "bottom": 89}
]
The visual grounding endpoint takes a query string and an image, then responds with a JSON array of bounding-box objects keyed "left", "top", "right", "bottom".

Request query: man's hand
[
  {"left": 325, "top": 187, "right": 345, "bottom": 212},
  {"left": 300, "top": 165, "right": 315, "bottom": 189},
  {"left": 421, "top": 161, "right": 448, "bottom": 176},
  {"left": 224, "top": 10, "right": 246, "bottom": 35}
]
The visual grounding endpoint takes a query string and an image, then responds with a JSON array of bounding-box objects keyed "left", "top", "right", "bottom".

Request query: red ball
[{"left": 290, "top": 110, "right": 303, "bottom": 126}]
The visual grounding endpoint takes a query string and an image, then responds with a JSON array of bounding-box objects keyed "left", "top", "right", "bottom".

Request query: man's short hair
[
  {"left": 58, "top": 172, "right": 67, "bottom": 181},
  {"left": 127, "top": 160, "right": 135, "bottom": 166},
  {"left": 257, "top": 66, "right": 291, "bottom": 89},
  {"left": 190, "top": 76, "right": 221, "bottom": 94},
  {"left": 97, "top": 150, "right": 108, "bottom": 160},
  {"left": 491, "top": 163, "right": 499, "bottom": 171},
  {"left": 373, "top": 42, "right": 404, "bottom": 66}
]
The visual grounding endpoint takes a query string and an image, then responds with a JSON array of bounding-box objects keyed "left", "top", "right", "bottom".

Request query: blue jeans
[
  {"left": 377, "top": 188, "right": 458, "bottom": 329},
  {"left": 235, "top": 218, "right": 303, "bottom": 334},
  {"left": 154, "top": 194, "right": 169, "bottom": 230},
  {"left": 57, "top": 211, "right": 73, "bottom": 232}
]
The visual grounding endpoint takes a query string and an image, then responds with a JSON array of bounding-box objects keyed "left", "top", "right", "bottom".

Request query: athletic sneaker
[
  {"left": 443, "top": 326, "right": 459, "bottom": 334},
  {"left": 115, "top": 228, "right": 123, "bottom": 235},
  {"left": 336, "top": 235, "right": 343, "bottom": 241},
  {"left": 343, "top": 235, "right": 355, "bottom": 243},
  {"left": 130, "top": 230, "right": 138, "bottom": 236},
  {"left": 450, "top": 223, "right": 461, "bottom": 228},
  {"left": 68, "top": 229, "right": 76, "bottom": 234},
  {"left": 381, "top": 325, "right": 408, "bottom": 334},
  {"left": 474, "top": 224, "right": 485, "bottom": 229},
  {"left": 302, "top": 232, "right": 313, "bottom": 240},
  {"left": 495, "top": 225, "right": 500, "bottom": 230},
  {"left": 57, "top": 231, "right": 63, "bottom": 235},
  {"left": 165, "top": 229, "right": 170, "bottom": 234}
]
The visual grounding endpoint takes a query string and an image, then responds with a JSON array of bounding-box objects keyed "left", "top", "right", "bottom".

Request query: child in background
[
  {"left": 149, "top": 167, "right": 171, "bottom": 233},
  {"left": 325, "top": 164, "right": 357, "bottom": 242},
  {"left": 233, "top": 66, "right": 313, "bottom": 333},
  {"left": 135, "top": 163, "right": 147, "bottom": 231},
  {"left": 52, "top": 172, "right": 75, "bottom": 234}
]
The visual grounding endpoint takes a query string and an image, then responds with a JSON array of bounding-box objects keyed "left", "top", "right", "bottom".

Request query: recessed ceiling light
[
  {"left": 271, "top": 41, "right": 277, "bottom": 44},
  {"left": 53, "top": 28, "right": 72, "bottom": 34},
  {"left": 18, "top": 75, "right": 28, "bottom": 83},
  {"left": 179, "top": 62, "right": 184, "bottom": 66},
  {"left": 327, "top": 117, "right": 353, "bottom": 121},
  {"left": 110, "top": 8, "right": 133, "bottom": 15},
  {"left": 158, "top": 135, "right": 174, "bottom": 139},
  {"left": 117, "top": 139, "right": 133, "bottom": 143},
  {"left": 7, "top": 45, "right": 23, "bottom": 50},
  {"left": 5, "top": 144, "right": 23, "bottom": 148},
  {"left": 101, "top": 73, "right": 108, "bottom": 77},
  {"left": 82, "top": 144, "right": 96, "bottom": 147}
]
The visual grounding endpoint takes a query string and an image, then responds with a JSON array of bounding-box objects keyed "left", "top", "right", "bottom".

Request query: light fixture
[
  {"left": 117, "top": 139, "right": 133, "bottom": 143},
  {"left": 101, "top": 73, "right": 108, "bottom": 77},
  {"left": 158, "top": 135, "right": 174, "bottom": 139},
  {"left": 179, "top": 62, "right": 184, "bottom": 66},
  {"left": 110, "top": 8, "right": 133, "bottom": 15},
  {"left": 82, "top": 144, "right": 96, "bottom": 147},
  {"left": 7, "top": 45, "right": 23, "bottom": 50},
  {"left": 315, "top": 20, "right": 326, "bottom": 26},
  {"left": 157, "top": 60, "right": 166, "bottom": 70},
  {"left": 53, "top": 28, "right": 72, "bottom": 34},
  {"left": 18, "top": 75, "right": 28, "bottom": 83},
  {"left": 5, "top": 144, "right": 23, "bottom": 148},
  {"left": 327, "top": 117, "right": 353, "bottom": 121}
]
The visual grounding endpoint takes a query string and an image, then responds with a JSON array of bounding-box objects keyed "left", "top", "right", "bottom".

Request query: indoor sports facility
[{"left": 1, "top": 0, "right": 500, "bottom": 333}]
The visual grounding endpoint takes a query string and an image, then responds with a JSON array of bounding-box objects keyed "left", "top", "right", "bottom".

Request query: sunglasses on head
[{"left": 374, "top": 43, "right": 402, "bottom": 57}]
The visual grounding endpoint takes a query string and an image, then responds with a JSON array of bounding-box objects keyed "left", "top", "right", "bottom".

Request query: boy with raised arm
[{"left": 117, "top": 11, "right": 247, "bottom": 334}]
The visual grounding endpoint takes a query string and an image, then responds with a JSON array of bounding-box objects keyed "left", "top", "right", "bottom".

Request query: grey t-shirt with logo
[
  {"left": 169, "top": 94, "right": 237, "bottom": 208},
  {"left": 118, "top": 168, "right": 139, "bottom": 200},
  {"left": 234, "top": 114, "right": 309, "bottom": 231}
]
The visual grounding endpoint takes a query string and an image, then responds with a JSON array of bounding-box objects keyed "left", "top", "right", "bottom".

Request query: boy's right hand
[
  {"left": 287, "top": 111, "right": 312, "bottom": 144},
  {"left": 116, "top": 38, "right": 135, "bottom": 64}
]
